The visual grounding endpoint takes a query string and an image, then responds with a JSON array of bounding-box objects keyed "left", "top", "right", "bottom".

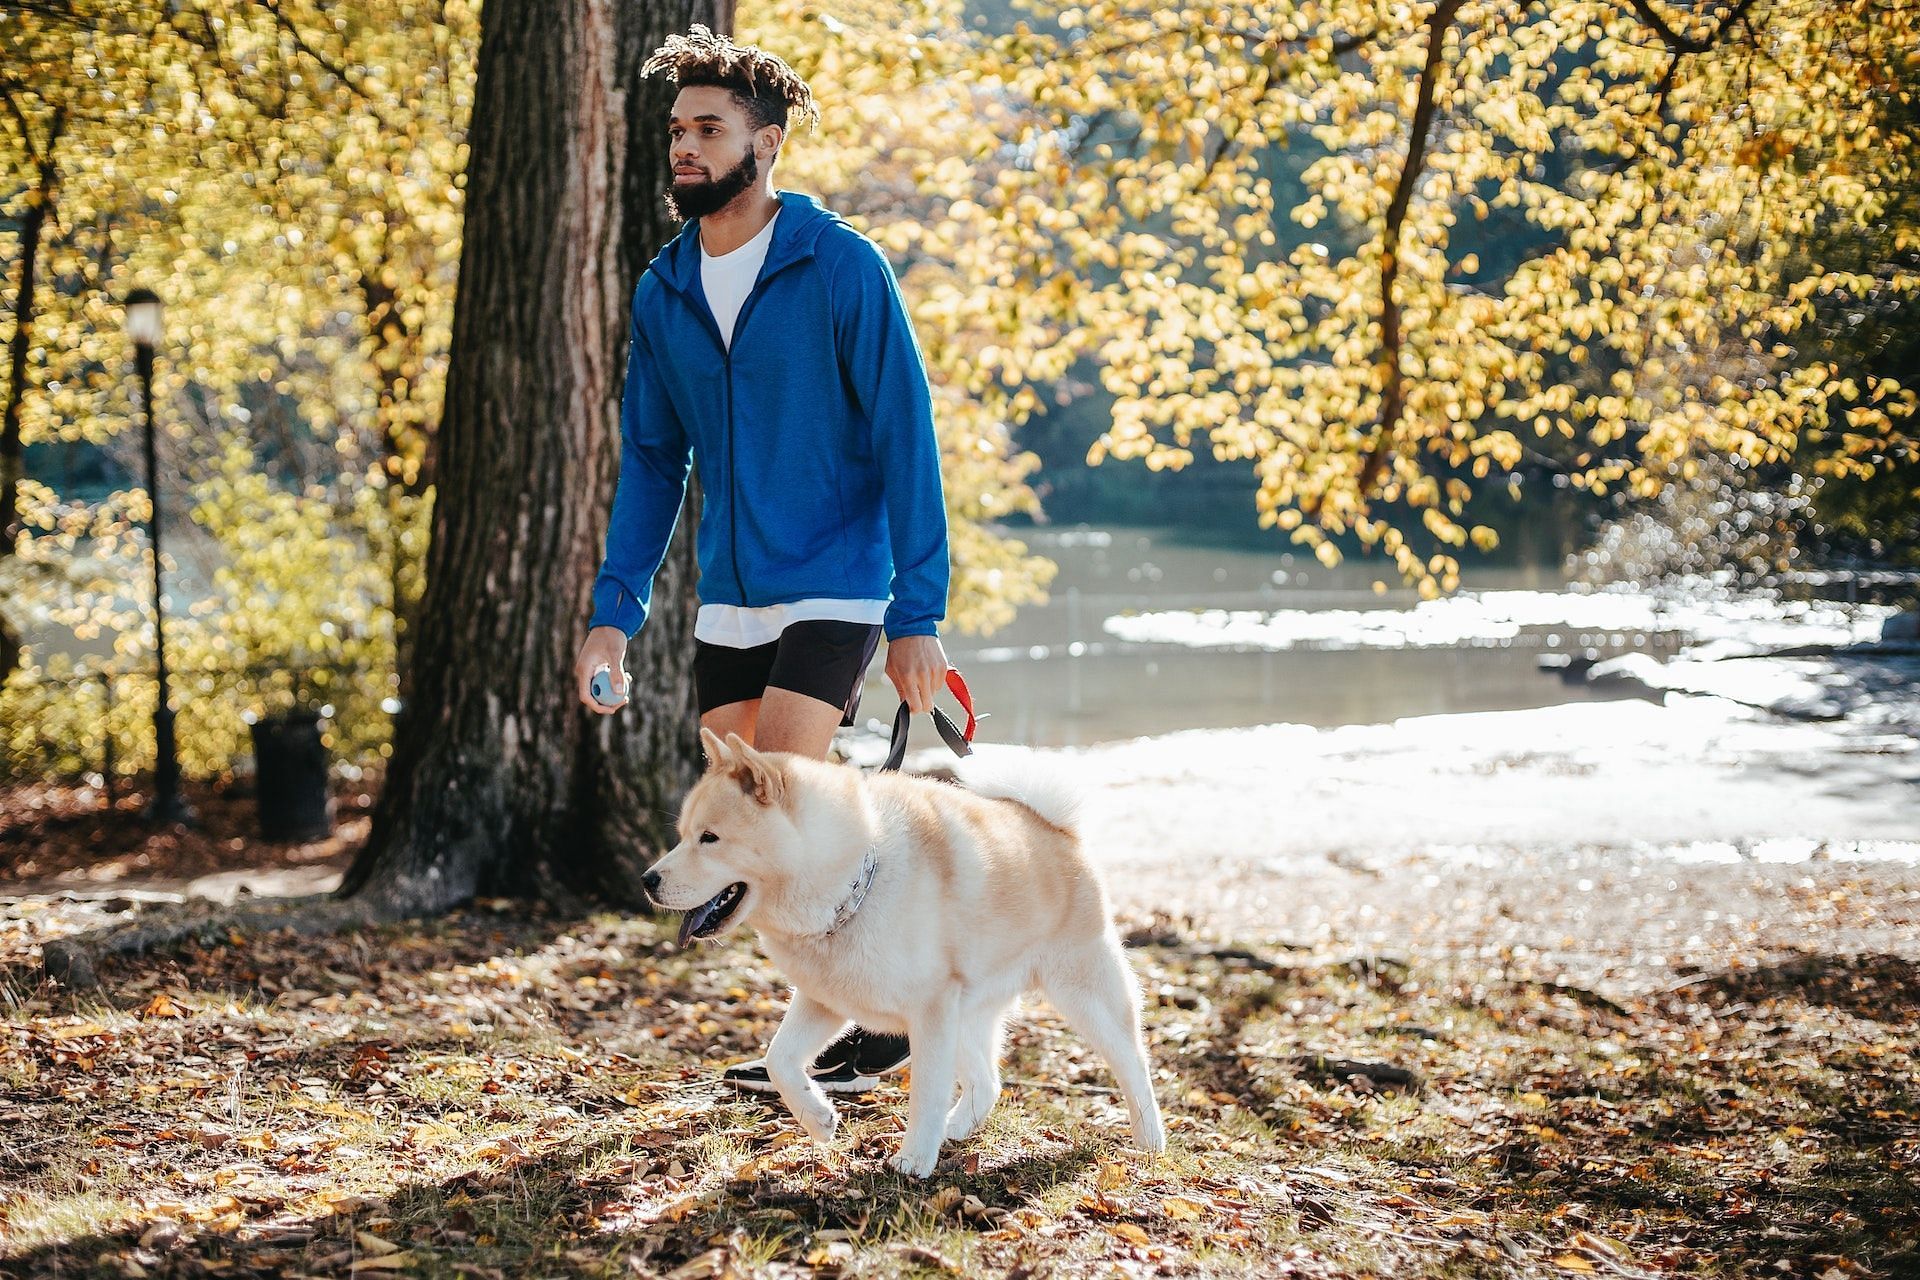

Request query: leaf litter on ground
[{"left": 0, "top": 873, "right": 1914, "bottom": 1277}]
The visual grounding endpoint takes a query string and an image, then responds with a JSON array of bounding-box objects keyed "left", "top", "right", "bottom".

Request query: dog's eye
[{"left": 699, "top": 831, "right": 719, "bottom": 844}]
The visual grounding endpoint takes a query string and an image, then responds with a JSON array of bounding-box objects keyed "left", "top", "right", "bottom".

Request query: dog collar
[{"left": 818, "top": 846, "right": 879, "bottom": 939}]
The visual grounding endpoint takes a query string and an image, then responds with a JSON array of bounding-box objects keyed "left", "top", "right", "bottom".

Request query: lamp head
[{"left": 123, "top": 287, "right": 163, "bottom": 349}]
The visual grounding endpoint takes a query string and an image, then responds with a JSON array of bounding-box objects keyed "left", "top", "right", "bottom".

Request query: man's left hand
[{"left": 885, "top": 634, "right": 949, "bottom": 713}]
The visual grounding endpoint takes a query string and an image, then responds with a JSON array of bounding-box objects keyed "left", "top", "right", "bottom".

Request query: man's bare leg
[
  {"left": 752, "top": 687, "right": 844, "bottom": 760},
  {"left": 700, "top": 699, "right": 760, "bottom": 748}
]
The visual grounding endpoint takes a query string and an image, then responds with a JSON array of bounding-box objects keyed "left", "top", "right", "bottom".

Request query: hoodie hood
[{"left": 647, "top": 188, "right": 842, "bottom": 296}]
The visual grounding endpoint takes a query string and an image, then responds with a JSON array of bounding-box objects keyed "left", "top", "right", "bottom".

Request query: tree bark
[
  {"left": 1, "top": 103, "right": 64, "bottom": 684},
  {"left": 338, "top": 0, "right": 715, "bottom": 915}
]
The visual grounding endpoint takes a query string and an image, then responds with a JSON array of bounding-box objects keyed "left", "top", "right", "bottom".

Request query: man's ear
[
  {"left": 757, "top": 122, "right": 784, "bottom": 160},
  {"left": 723, "top": 732, "right": 785, "bottom": 806},
  {"left": 699, "top": 726, "right": 732, "bottom": 771}
]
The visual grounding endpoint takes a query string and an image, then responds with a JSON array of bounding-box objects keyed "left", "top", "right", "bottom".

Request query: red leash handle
[{"left": 880, "top": 668, "right": 978, "bottom": 773}]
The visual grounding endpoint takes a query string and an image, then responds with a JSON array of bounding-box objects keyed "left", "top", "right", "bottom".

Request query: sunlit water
[{"left": 860, "top": 525, "right": 1888, "bottom": 748}]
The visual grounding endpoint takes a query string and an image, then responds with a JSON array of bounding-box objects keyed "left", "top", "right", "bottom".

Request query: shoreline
[{"left": 1031, "top": 694, "right": 1920, "bottom": 993}]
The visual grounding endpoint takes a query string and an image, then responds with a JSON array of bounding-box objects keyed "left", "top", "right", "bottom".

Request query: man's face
[{"left": 666, "top": 85, "right": 778, "bottom": 221}]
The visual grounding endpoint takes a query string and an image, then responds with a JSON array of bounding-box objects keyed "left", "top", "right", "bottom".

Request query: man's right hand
[{"left": 576, "top": 626, "right": 632, "bottom": 714}]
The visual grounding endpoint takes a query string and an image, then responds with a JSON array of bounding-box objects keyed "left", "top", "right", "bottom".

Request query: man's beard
[{"left": 665, "top": 147, "right": 758, "bottom": 221}]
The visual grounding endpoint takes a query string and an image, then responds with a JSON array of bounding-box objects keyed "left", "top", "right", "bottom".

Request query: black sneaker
[{"left": 723, "top": 1028, "right": 911, "bottom": 1095}]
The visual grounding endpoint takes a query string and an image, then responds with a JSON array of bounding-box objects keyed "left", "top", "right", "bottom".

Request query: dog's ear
[
  {"left": 723, "top": 732, "right": 786, "bottom": 806},
  {"left": 699, "top": 726, "right": 732, "bottom": 771}
]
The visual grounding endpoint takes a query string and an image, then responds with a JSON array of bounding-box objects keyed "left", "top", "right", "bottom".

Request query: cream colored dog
[{"left": 641, "top": 728, "right": 1166, "bottom": 1177}]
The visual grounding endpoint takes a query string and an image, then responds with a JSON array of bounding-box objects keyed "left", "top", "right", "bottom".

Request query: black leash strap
[{"left": 879, "top": 668, "right": 978, "bottom": 773}]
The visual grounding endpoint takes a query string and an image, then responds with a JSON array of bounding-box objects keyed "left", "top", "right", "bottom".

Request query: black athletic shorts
[{"left": 692, "top": 619, "right": 884, "bottom": 726}]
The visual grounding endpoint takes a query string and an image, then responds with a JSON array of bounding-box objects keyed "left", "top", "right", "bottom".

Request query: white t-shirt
[{"left": 694, "top": 207, "right": 889, "bottom": 649}]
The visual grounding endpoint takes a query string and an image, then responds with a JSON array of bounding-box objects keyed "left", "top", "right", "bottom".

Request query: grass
[{"left": 0, "top": 900, "right": 1914, "bottom": 1278}]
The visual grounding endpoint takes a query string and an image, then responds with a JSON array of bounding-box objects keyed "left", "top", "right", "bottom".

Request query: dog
[{"left": 641, "top": 727, "right": 1167, "bottom": 1177}]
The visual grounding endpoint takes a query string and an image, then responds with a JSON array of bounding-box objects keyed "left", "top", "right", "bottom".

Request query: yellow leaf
[
  {"left": 143, "top": 993, "right": 185, "bottom": 1019},
  {"left": 1097, "top": 1161, "right": 1128, "bottom": 1191},
  {"left": 349, "top": 1254, "right": 415, "bottom": 1272},
  {"left": 1552, "top": 1255, "right": 1595, "bottom": 1273},
  {"left": 1161, "top": 1197, "right": 1205, "bottom": 1220},
  {"left": 1569, "top": 1231, "right": 1629, "bottom": 1259},
  {"left": 1111, "top": 1223, "right": 1150, "bottom": 1246},
  {"left": 48, "top": 1022, "right": 109, "bottom": 1040}
]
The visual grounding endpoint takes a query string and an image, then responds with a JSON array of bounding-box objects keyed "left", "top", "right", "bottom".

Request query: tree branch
[
  {"left": 261, "top": 0, "right": 362, "bottom": 87},
  {"left": 0, "top": 78, "right": 41, "bottom": 165},
  {"left": 1349, "top": 0, "right": 1467, "bottom": 505},
  {"left": 1622, "top": 0, "right": 1757, "bottom": 55},
  {"left": 257, "top": 0, "right": 402, "bottom": 132},
  {"left": 0, "top": 0, "right": 85, "bottom": 23}
]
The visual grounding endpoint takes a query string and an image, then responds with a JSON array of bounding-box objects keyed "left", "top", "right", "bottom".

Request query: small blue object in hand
[{"left": 590, "top": 665, "right": 630, "bottom": 708}]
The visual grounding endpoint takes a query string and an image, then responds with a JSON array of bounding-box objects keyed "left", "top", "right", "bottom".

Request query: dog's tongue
[{"left": 677, "top": 897, "right": 720, "bottom": 948}]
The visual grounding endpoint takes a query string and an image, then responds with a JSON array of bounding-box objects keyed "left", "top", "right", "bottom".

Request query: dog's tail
[{"left": 952, "top": 746, "right": 1086, "bottom": 833}]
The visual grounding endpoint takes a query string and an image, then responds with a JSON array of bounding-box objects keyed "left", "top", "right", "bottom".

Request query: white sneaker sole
[{"left": 722, "top": 1060, "right": 906, "bottom": 1095}]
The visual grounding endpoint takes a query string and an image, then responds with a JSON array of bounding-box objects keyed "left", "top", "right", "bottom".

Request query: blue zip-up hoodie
[{"left": 588, "top": 189, "right": 949, "bottom": 642}]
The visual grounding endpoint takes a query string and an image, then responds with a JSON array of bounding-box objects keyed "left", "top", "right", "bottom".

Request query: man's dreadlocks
[{"left": 642, "top": 24, "right": 820, "bottom": 137}]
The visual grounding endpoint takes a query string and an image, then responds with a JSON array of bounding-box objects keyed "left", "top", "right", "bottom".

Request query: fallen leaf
[
  {"left": 356, "top": 1231, "right": 402, "bottom": 1256},
  {"left": 47, "top": 1022, "right": 110, "bottom": 1041},
  {"left": 143, "top": 994, "right": 185, "bottom": 1019},
  {"left": 1569, "top": 1231, "right": 1628, "bottom": 1259},
  {"left": 1110, "top": 1223, "right": 1151, "bottom": 1246},
  {"left": 1162, "top": 1197, "right": 1205, "bottom": 1221}
]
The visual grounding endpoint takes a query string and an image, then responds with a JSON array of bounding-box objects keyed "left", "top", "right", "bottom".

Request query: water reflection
[{"left": 865, "top": 525, "right": 1685, "bottom": 747}]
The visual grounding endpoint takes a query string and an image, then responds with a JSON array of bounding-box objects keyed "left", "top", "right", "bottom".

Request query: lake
[{"left": 859, "top": 525, "right": 1716, "bottom": 747}]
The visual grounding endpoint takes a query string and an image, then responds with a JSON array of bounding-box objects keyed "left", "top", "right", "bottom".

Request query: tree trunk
[
  {"left": 338, "top": 0, "right": 717, "bottom": 915},
  {"left": 360, "top": 238, "right": 431, "bottom": 715},
  {"left": 1, "top": 111, "right": 64, "bottom": 685}
]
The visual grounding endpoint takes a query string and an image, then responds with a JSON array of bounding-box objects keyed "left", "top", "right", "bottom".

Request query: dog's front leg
[
  {"left": 889, "top": 989, "right": 961, "bottom": 1178},
  {"left": 766, "top": 991, "right": 850, "bottom": 1147}
]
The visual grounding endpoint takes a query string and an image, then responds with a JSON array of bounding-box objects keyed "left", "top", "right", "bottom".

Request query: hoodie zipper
[
  {"left": 706, "top": 262, "right": 795, "bottom": 607},
  {"left": 675, "top": 278, "right": 744, "bottom": 602},
  {"left": 670, "top": 210, "right": 811, "bottom": 608},
  {"left": 725, "top": 284, "right": 776, "bottom": 605},
  {"left": 725, "top": 346, "right": 743, "bottom": 602}
]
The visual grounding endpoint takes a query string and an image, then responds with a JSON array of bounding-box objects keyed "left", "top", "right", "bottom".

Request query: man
[{"left": 573, "top": 25, "right": 950, "bottom": 1094}]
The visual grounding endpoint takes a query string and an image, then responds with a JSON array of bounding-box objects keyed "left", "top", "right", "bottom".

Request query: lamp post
[{"left": 124, "top": 287, "right": 193, "bottom": 824}]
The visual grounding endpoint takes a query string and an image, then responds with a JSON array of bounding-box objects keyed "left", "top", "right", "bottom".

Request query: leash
[
  {"left": 819, "top": 669, "right": 975, "bottom": 938},
  {"left": 879, "top": 667, "right": 978, "bottom": 772}
]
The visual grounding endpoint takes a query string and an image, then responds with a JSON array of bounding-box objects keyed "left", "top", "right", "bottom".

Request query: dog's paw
[
  {"left": 887, "top": 1144, "right": 939, "bottom": 1179},
  {"left": 1131, "top": 1113, "right": 1167, "bottom": 1154},
  {"left": 789, "top": 1097, "right": 839, "bottom": 1146},
  {"left": 944, "top": 1105, "right": 984, "bottom": 1142}
]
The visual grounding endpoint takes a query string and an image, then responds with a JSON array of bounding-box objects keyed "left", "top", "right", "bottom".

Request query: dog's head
[{"left": 643, "top": 727, "right": 796, "bottom": 947}]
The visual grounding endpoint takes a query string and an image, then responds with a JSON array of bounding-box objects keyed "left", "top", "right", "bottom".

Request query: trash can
[{"left": 249, "top": 709, "right": 334, "bottom": 842}]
